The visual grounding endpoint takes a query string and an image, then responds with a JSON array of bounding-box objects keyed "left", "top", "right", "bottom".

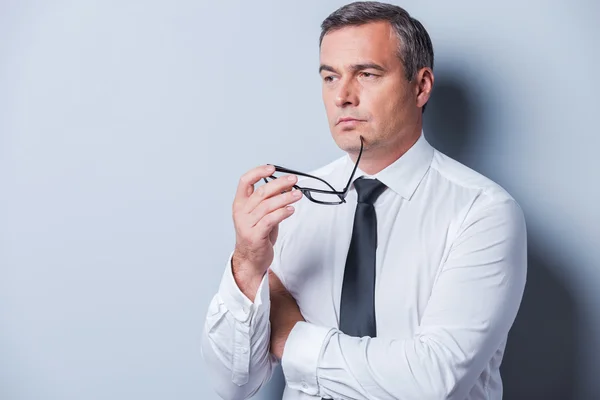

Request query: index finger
[{"left": 234, "top": 164, "right": 276, "bottom": 204}]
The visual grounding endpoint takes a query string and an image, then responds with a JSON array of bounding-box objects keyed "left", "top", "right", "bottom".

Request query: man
[{"left": 201, "top": 2, "right": 527, "bottom": 399}]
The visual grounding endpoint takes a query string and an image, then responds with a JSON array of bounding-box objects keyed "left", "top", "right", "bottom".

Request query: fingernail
[
  {"left": 292, "top": 190, "right": 302, "bottom": 198},
  {"left": 287, "top": 175, "right": 297, "bottom": 181},
  {"left": 266, "top": 165, "right": 275, "bottom": 172}
]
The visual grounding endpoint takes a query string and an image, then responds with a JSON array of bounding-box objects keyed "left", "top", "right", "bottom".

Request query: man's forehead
[{"left": 319, "top": 21, "right": 399, "bottom": 63}]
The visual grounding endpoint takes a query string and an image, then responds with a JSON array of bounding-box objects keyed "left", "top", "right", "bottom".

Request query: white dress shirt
[{"left": 201, "top": 131, "right": 527, "bottom": 400}]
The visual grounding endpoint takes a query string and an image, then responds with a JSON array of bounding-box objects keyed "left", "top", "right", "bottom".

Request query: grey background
[{"left": 1, "top": 0, "right": 598, "bottom": 399}]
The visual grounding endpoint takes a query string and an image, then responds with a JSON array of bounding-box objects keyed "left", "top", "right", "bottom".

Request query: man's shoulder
[
  {"left": 429, "top": 149, "right": 518, "bottom": 207},
  {"left": 428, "top": 149, "right": 526, "bottom": 235}
]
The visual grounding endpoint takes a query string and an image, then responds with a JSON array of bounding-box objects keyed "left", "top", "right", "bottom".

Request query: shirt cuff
[
  {"left": 218, "top": 251, "right": 270, "bottom": 323},
  {"left": 281, "top": 321, "right": 336, "bottom": 396}
]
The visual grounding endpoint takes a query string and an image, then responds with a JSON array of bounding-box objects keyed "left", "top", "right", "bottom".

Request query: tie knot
[{"left": 354, "top": 178, "right": 387, "bottom": 205}]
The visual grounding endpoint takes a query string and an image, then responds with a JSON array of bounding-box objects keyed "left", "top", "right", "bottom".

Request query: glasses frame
[{"left": 263, "top": 136, "right": 364, "bottom": 205}]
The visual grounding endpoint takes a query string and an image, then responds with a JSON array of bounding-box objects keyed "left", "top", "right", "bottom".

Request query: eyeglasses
[{"left": 263, "top": 136, "right": 364, "bottom": 205}]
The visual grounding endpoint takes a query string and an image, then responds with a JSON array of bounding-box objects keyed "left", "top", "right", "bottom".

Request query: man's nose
[{"left": 335, "top": 79, "right": 359, "bottom": 108}]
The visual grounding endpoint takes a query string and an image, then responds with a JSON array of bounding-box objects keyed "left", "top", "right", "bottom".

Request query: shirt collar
[{"left": 343, "top": 131, "right": 434, "bottom": 200}]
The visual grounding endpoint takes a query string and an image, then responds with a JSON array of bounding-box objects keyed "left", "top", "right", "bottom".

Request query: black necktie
[{"left": 338, "top": 177, "right": 388, "bottom": 338}]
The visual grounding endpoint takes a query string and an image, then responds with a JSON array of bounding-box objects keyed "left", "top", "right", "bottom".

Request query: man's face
[{"left": 319, "top": 21, "right": 420, "bottom": 154}]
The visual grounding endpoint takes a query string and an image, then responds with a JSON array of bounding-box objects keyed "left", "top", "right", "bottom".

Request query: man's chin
[{"left": 331, "top": 130, "right": 364, "bottom": 154}]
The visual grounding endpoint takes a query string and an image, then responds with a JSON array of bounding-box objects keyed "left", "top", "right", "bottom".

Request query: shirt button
[
  {"left": 241, "top": 347, "right": 249, "bottom": 354},
  {"left": 301, "top": 381, "right": 308, "bottom": 389},
  {"left": 242, "top": 305, "right": 250, "bottom": 314}
]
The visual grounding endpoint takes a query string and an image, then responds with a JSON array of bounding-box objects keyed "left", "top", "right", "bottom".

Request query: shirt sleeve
[
  {"left": 281, "top": 197, "right": 528, "bottom": 400},
  {"left": 200, "top": 250, "right": 279, "bottom": 400}
]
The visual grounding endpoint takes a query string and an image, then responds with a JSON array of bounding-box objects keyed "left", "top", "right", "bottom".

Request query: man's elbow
[
  {"left": 200, "top": 342, "right": 268, "bottom": 400},
  {"left": 211, "top": 381, "right": 262, "bottom": 400},
  {"left": 203, "top": 361, "right": 265, "bottom": 400}
]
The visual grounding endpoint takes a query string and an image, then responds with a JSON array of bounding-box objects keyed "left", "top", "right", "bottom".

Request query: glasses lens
[
  {"left": 265, "top": 172, "right": 342, "bottom": 204},
  {"left": 300, "top": 177, "right": 344, "bottom": 203}
]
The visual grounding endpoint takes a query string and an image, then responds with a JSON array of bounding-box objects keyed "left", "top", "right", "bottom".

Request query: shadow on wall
[
  {"left": 423, "top": 68, "right": 482, "bottom": 168},
  {"left": 500, "top": 238, "right": 580, "bottom": 400},
  {"left": 425, "top": 71, "right": 581, "bottom": 400}
]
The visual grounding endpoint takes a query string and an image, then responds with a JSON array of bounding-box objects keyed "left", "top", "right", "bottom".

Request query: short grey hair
[{"left": 319, "top": 1, "right": 434, "bottom": 111}]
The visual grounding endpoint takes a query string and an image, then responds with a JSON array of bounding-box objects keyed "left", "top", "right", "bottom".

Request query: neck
[{"left": 350, "top": 127, "right": 422, "bottom": 175}]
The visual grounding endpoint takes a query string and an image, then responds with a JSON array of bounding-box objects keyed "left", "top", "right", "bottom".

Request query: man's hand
[
  {"left": 231, "top": 165, "right": 302, "bottom": 302},
  {"left": 268, "top": 270, "right": 305, "bottom": 360}
]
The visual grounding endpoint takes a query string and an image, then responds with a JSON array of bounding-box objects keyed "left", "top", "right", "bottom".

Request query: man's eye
[
  {"left": 323, "top": 76, "right": 334, "bottom": 82},
  {"left": 360, "top": 72, "right": 376, "bottom": 78}
]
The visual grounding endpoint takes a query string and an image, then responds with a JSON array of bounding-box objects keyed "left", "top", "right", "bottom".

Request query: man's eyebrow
[
  {"left": 319, "top": 64, "right": 337, "bottom": 74},
  {"left": 318, "top": 63, "right": 387, "bottom": 74}
]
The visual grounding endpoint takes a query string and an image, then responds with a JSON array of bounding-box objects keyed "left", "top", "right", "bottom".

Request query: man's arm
[
  {"left": 279, "top": 197, "right": 527, "bottom": 400},
  {"left": 200, "top": 165, "right": 302, "bottom": 400},
  {"left": 268, "top": 270, "right": 305, "bottom": 360},
  {"left": 201, "top": 253, "right": 278, "bottom": 400}
]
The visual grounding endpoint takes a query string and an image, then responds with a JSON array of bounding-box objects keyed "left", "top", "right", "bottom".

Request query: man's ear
[{"left": 415, "top": 67, "right": 434, "bottom": 109}]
